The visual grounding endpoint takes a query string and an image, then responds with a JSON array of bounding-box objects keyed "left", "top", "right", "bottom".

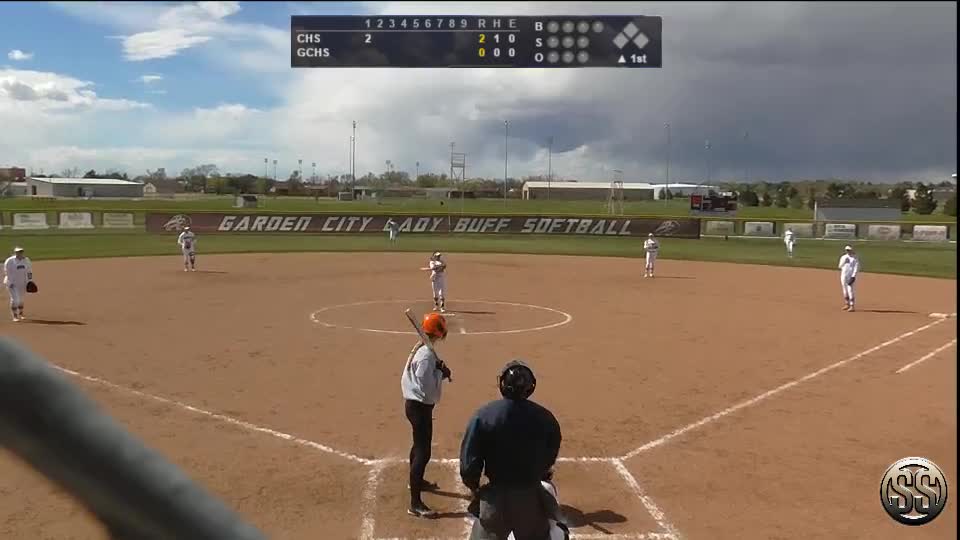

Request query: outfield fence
[{"left": 0, "top": 210, "right": 955, "bottom": 242}]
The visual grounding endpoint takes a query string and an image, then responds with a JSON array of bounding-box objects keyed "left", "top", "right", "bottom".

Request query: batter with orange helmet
[{"left": 400, "top": 312, "right": 452, "bottom": 518}]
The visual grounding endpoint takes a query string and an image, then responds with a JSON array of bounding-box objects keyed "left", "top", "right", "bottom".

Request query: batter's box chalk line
[
  {"left": 309, "top": 299, "right": 573, "bottom": 336},
  {"left": 361, "top": 458, "right": 681, "bottom": 540}
]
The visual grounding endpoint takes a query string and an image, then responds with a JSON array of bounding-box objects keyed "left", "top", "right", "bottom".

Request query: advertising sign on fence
[
  {"left": 824, "top": 223, "right": 857, "bottom": 239},
  {"left": 102, "top": 212, "right": 136, "bottom": 228},
  {"left": 866, "top": 224, "right": 901, "bottom": 241},
  {"left": 58, "top": 212, "right": 95, "bottom": 229},
  {"left": 743, "top": 221, "right": 775, "bottom": 236},
  {"left": 783, "top": 223, "right": 815, "bottom": 238},
  {"left": 13, "top": 213, "right": 49, "bottom": 230},
  {"left": 146, "top": 213, "right": 702, "bottom": 238},
  {"left": 911, "top": 225, "right": 949, "bottom": 242},
  {"left": 704, "top": 220, "right": 735, "bottom": 235}
]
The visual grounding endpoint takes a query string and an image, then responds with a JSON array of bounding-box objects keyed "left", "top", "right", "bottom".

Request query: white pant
[
  {"left": 841, "top": 275, "right": 856, "bottom": 304},
  {"left": 182, "top": 249, "right": 196, "bottom": 266},
  {"left": 6, "top": 283, "right": 24, "bottom": 309},
  {"left": 645, "top": 252, "right": 657, "bottom": 270},
  {"left": 785, "top": 240, "right": 795, "bottom": 254},
  {"left": 389, "top": 230, "right": 397, "bottom": 241},
  {"left": 431, "top": 275, "right": 446, "bottom": 300}
]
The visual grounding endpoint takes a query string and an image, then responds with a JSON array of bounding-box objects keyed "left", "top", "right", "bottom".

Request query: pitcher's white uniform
[
  {"left": 386, "top": 219, "right": 399, "bottom": 243},
  {"left": 177, "top": 228, "right": 197, "bottom": 271},
  {"left": 3, "top": 248, "right": 33, "bottom": 322},
  {"left": 643, "top": 234, "right": 659, "bottom": 278},
  {"left": 784, "top": 229, "right": 795, "bottom": 257},
  {"left": 838, "top": 246, "right": 860, "bottom": 311},
  {"left": 428, "top": 252, "right": 447, "bottom": 312}
]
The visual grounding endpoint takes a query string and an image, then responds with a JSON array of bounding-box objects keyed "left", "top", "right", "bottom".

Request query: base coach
[{"left": 459, "top": 360, "right": 563, "bottom": 539}]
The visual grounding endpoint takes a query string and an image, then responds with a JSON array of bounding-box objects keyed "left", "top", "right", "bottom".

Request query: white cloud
[
  {"left": 121, "top": 28, "right": 213, "bottom": 61},
  {"left": 0, "top": 69, "right": 151, "bottom": 112},
  {"left": 7, "top": 50, "right": 34, "bottom": 61},
  {"left": 138, "top": 74, "right": 164, "bottom": 84}
]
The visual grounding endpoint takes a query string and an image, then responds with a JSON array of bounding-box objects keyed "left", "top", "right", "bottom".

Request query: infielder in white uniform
[
  {"left": 177, "top": 226, "right": 197, "bottom": 272},
  {"left": 643, "top": 233, "right": 659, "bottom": 278},
  {"left": 421, "top": 252, "right": 447, "bottom": 312},
  {"left": 838, "top": 245, "right": 860, "bottom": 312},
  {"left": 783, "top": 228, "right": 796, "bottom": 258},
  {"left": 3, "top": 247, "right": 33, "bottom": 322}
]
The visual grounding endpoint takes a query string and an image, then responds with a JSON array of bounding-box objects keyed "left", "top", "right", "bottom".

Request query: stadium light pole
[
  {"left": 273, "top": 159, "right": 277, "bottom": 181},
  {"left": 664, "top": 123, "right": 671, "bottom": 201},
  {"left": 263, "top": 157, "right": 268, "bottom": 179},
  {"left": 743, "top": 130, "right": 749, "bottom": 185},
  {"left": 547, "top": 135, "right": 553, "bottom": 200},
  {"left": 415, "top": 161, "right": 420, "bottom": 181},
  {"left": 312, "top": 162, "right": 316, "bottom": 183},
  {"left": 704, "top": 139, "right": 712, "bottom": 191},
  {"left": 504, "top": 120, "right": 509, "bottom": 209},
  {"left": 298, "top": 159, "right": 303, "bottom": 182},
  {"left": 351, "top": 121, "right": 357, "bottom": 187}
]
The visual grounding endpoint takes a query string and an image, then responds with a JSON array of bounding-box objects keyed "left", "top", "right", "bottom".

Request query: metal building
[{"left": 25, "top": 177, "right": 145, "bottom": 198}]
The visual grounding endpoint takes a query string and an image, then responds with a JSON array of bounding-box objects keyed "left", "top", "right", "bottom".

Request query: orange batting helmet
[{"left": 422, "top": 312, "right": 448, "bottom": 340}]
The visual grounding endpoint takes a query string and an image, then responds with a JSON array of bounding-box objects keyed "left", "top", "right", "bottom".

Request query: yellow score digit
[
  {"left": 479, "top": 33, "right": 486, "bottom": 44},
  {"left": 479, "top": 47, "right": 486, "bottom": 57}
]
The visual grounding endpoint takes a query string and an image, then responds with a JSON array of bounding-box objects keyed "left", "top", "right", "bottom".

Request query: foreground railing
[{"left": 0, "top": 338, "right": 266, "bottom": 540}]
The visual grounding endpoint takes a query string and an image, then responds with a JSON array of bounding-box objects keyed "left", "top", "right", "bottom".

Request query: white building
[{"left": 521, "top": 181, "right": 716, "bottom": 201}]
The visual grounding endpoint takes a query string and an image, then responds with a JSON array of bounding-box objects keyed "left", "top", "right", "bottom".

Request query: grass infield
[{"left": 0, "top": 230, "right": 955, "bottom": 279}]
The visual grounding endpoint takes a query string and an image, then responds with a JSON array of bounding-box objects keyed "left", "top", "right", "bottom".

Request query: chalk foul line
[
  {"left": 896, "top": 338, "right": 958, "bottom": 374},
  {"left": 49, "top": 364, "right": 373, "bottom": 465},
  {"left": 622, "top": 317, "right": 949, "bottom": 460}
]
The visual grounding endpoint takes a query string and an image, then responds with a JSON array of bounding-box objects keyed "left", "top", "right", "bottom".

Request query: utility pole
[
  {"left": 504, "top": 120, "right": 509, "bottom": 208},
  {"left": 547, "top": 136, "right": 553, "bottom": 200},
  {"left": 664, "top": 123, "right": 671, "bottom": 201}
]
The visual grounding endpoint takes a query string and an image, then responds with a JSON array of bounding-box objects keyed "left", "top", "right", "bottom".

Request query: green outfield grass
[
  {"left": 1, "top": 230, "right": 955, "bottom": 279},
  {"left": 1, "top": 195, "right": 955, "bottom": 222}
]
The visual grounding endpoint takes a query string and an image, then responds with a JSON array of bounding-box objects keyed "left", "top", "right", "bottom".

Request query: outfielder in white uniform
[
  {"left": 177, "top": 226, "right": 197, "bottom": 272},
  {"left": 421, "top": 252, "right": 447, "bottom": 312},
  {"left": 838, "top": 245, "right": 860, "bottom": 312},
  {"left": 3, "top": 247, "right": 33, "bottom": 322},
  {"left": 784, "top": 228, "right": 796, "bottom": 258},
  {"left": 643, "top": 233, "right": 659, "bottom": 278},
  {"left": 386, "top": 218, "right": 400, "bottom": 243}
]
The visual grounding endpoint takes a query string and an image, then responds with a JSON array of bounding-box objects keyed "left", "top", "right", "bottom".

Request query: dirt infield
[{"left": 1, "top": 252, "right": 956, "bottom": 539}]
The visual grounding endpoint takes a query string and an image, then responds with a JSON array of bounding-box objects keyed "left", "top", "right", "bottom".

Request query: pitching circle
[{"left": 309, "top": 299, "right": 573, "bottom": 336}]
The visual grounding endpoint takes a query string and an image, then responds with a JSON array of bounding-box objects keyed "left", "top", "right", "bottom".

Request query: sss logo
[{"left": 880, "top": 457, "right": 948, "bottom": 525}]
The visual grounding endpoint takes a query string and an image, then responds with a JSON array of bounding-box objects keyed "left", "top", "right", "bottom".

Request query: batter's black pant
[{"left": 405, "top": 399, "right": 434, "bottom": 505}]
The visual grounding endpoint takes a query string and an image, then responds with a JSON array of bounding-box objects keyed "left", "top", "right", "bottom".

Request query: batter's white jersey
[
  {"left": 177, "top": 231, "right": 197, "bottom": 253},
  {"left": 3, "top": 255, "right": 32, "bottom": 288}
]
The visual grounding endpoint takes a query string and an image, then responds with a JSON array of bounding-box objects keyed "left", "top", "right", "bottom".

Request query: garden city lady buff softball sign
[{"left": 146, "top": 213, "right": 701, "bottom": 238}]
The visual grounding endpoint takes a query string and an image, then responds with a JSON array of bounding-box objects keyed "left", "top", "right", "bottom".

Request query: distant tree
[
  {"left": 760, "top": 192, "right": 773, "bottom": 207},
  {"left": 738, "top": 189, "right": 759, "bottom": 206},
  {"left": 789, "top": 195, "right": 805, "bottom": 209},
  {"left": 658, "top": 187, "right": 673, "bottom": 200},
  {"left": 911, "top": 182, "right": 938, "bottom": 215},
  {"left": 887, "top": 186, "right": 912, "bottom": 212},
  {"left": 825, "top": 182, "right": 844, "bottom": 198},
  {"left": 806, "top": 187, "right": 817, "bottom": 209},
  {"left": 773, "top": 184, "right": 790, "bottom": 208},
  {"left": 83, "top": 169, "right": 98, "bottom": 178},
  {"left": 944, "top": 193, "right": 957, "bottom": 217},
  {"left": 59, "top": 167, "right": 82, "bottom": 178}
]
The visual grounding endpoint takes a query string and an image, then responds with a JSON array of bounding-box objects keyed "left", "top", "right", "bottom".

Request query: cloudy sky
[{"left": 0, "top": 1, "right": 956, "bottom": 183}]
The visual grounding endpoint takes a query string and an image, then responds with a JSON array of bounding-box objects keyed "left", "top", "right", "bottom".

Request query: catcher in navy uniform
[{"left": 460, "top": 360, "right": 564, "bottom": 539}]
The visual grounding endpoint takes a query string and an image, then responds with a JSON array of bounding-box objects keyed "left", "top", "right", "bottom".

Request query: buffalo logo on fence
[
  {"left": 162, "top": 214, "right": 192, "bottom": 232},
  {"left": 654, "top": 220, "right": 681, "bottom": 236}
]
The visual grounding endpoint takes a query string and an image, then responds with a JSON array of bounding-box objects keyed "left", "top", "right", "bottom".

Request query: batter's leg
[
  {"left": 189, "top": 252, "right": 197, "bottom": 271},
  {"left": 437, "top": 277, "right": 446, "bottom": 312}
]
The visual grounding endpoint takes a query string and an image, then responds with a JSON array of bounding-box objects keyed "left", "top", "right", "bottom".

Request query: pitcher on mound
[{"left": 421, "top": 252, "right": 447, "bottom": 313}]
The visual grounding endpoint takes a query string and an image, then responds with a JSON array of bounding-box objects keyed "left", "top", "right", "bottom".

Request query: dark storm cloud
[{"left": 454, "top": 2, "right": 957, "bottom": 182}]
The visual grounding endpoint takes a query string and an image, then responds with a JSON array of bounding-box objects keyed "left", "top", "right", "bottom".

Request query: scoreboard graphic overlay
[{"left": 291, "top": 15, "right": 662, "bottom": 68}]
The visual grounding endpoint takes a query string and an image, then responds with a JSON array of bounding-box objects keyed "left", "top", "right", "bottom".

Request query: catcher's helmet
[
  {"left": 498, "top": 360, "right": 537, "bottom": 400},
  {"left": 422, "top": 312, "right": 448, "bottom": 339}
]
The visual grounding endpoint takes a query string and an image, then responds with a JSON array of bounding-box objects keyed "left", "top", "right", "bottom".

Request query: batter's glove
[
  {"left": 847, "top": 276, "right": 856, "bottom": 286},
  {"left": 26, "top": 281, "right": 38, "bottom": 293},
  {"left": 436, "top": 360, "right": 452, "bottom": 381}
]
